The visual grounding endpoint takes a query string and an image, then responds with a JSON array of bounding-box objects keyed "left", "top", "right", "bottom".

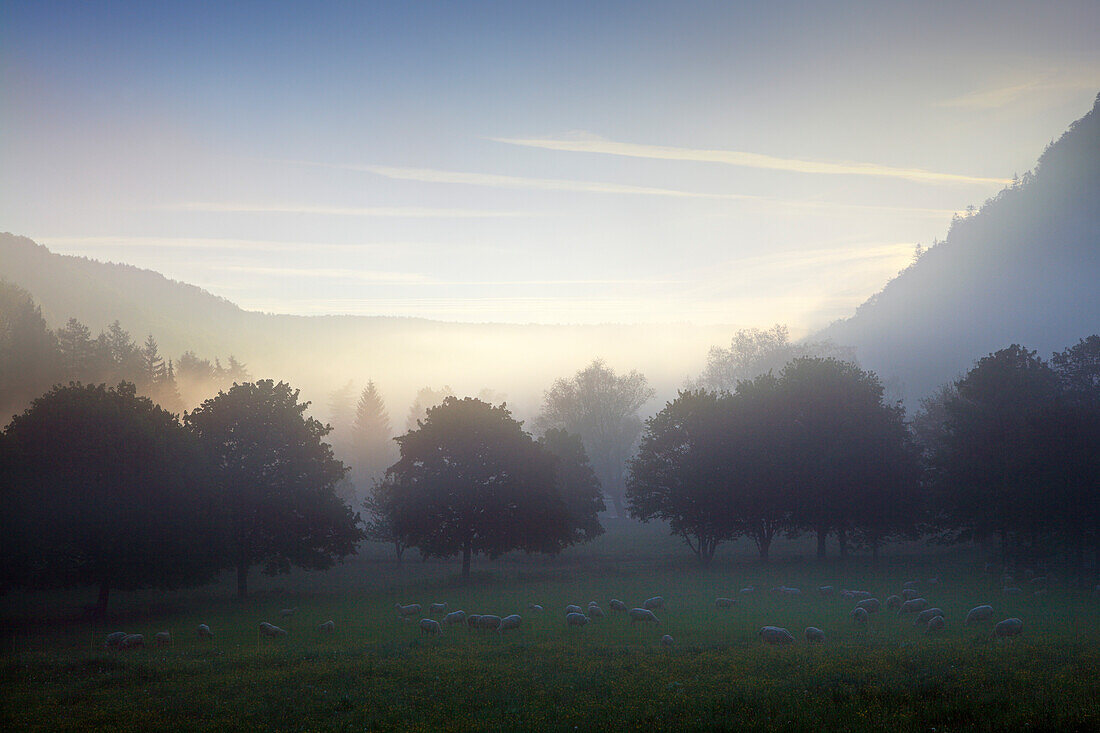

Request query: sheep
[
  {"left": 318, "top": 620, "right": 335, "bottom": 633},
  {"left": 965, "top": 605, "right": 995, "bottom": 625},
  {"left": 914, "top": 608, "right": 945, "bottom": 626},
  {"left": 119, "top": 633, "right": 145, "bottom": 650},
  {"left": 154, "top": 631, "right": 172, "bottom": 647},
  {"left": 395, "top": 603, "right": 422, "bottom": 619},
  {"left": 643, "top": 596, "right": 665, "bottom": 610},
  {"left": 927, "top": 576, "right": 940, "bottom": 586},
  {"left": 419, "top": 618, "right": 443, "bottom": 635},
  {"left": 758, "top": 626, "right": 794, "bottom": 645},
  {"left": 739, "top": 587, "right": 755, "bottom": 594},
  {"left": 565, "top": 604, "right": 583, "bottom": 615},
  {"left": 901, "top": 588, "right": 919, "bottom": 601},
  {"left": 773, "top": 586, "right": 801, "bottom": 596},
  {"left": 902, "top": 580, "right": 920, "bottom": 590},
  {"left": 197, "top": 624, "right": 214, "bottom": 640},
  {"left": 628, "top": 608, "right": 660, "bottom": 625},
  {"left": 817, "top": 586, "right": 835, "bottom": 597},
  {"left": 587, "top": 604, "right": 605, "bottom": 619},
  {"left": 528, "top": 604, "right": 544, "bottom": 613},
  {"left": 104, "top": 631, "right": 127, "bottom": 649},
  {"left": 259, "top": 622, "right": 287, "bottom": 638},
  {"left": 850, "top": 607, "right": 869, "bottom": 627},
  {"left": 566, "top": 612, "right": 589, "bottom": 627},
  {"left": 660, "top": 634, "right": 674, "bottom": 648},
  {"left": 1002, "top": 587, "right": 1023, "bottom": 596},
  {"left": 885, "top": 595, "right": 903, "bottom": 611},
  {"left": 898, "top": 598, "right": 929, "bottom": 615},
  {"left": 429, "top": 602, "right": 448, "bottom": 615},
  {"left": 279, "top": 607, "right": 298, "bottom": 618},
  {"left": 466, "top": 614, "right": 482, "bottom": 630},
  {"left": 609, "top": 599, "right": 628, "bottom": 612},
  {"left": 925, "top": 615, "right": 946, "bottom": 633},
  {"left": 992, "top": 617, "right": 1023, "bottom": 640},
  {"left": 500, "top": 614, "right": 522, "bottom": 633},
  {"left": 846, "top": 590, "right": 872, "bottom": 601},
  {"left": 715, "top": 597, "right": 737, "bottom": 608},
  {"left": 856, "top": 598, "right": 881, "bottom": 614},
  {"left": 444, "top": 610, "right": 467, "bottom": 626},
  {"left": 805, "top": 627, "right": 826, "bottom": 643},
  {"left": 476, "top": 615, "right": 502, "bottom": 631}
]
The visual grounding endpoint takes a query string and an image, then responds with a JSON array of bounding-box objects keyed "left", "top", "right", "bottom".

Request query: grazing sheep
[
  {"left": 901, "top": 589, "right": 919, "bottom": 601},
  {"left": 660, "top": 634, "right": 674, "bottom": 648},
  {"left": 715, "top": 597, "right": 736, "bottom": 608},
  {"left": 643, "top": 596, "right": 665, "bottom": 610},
  {"left": 587, "top": 605, "right": 605, "bottom": 619},
  {"left": 902, "top": 580, "right": 920, "bottom": 590},
  {"left": 395, "top": 603, "right": 422, "bottom": 619},
  {"left": 965, "top": 605, "right": 995, "bottom": 625},
  {"left": 565, "top": 604, "right": 583, "bottom": 615},
  {"left": 628, "top": 608, "right": 660, "bottom": 625},
  {"left": 885, "top": 595, "right": 903, "bottom": 611},
  {"left": 280, "top": 607, "right": 297, "bottom": 618},
  {"left": 154, "top": 631, "right": 172, "bottom": 647},
  {"left": 914, "top": 608, "right": 945, "bottom": 626},
  {"left": 444, "top": 610, "right": 467, "bottom": 626},
  {"left": 419, "top": 618, "right": 443, "bottom": 635},
  {"left": 197, "top": 624, "right": 214, "bottom": 640},
  {"left": 476, "top": 615, "right": 502, "bottom": 631},
  {"left": 104, "top": 631, "right": 127, "bottom": 649},
  {"left": 739, "top": 587, "right": 755, "bottom": 594},
  {"left": 566, "top": 612, "right": 589, "bottom": 627},
  {"left": 1002, "top": 587, "right": 1023, "bottom": 596},
  {"left": 850, "top": 607, "right": 869, "bottom": 627},
  {"left": 805, "top": 627, "right": 826, "bottom": 643},
  {"left": 856, "top": 598, "right": 881, "bottom": 614},
  {"left": 500, "top": 614, "right": 522, "bottom": 633},
  {"left": 609, "top": 599, "right": 627, "bottom": 612},
  {"left": 898, "top": 598, "right": 929, "bottom": 615},
  {"left": 466, "top": 615, "right": 482, "bottom": 630},
  {"left": 927, "top": 577, "right": 940, "bottom": 586},
  {"left": 758, "top": 626, "right": 794, "bottom": 645},
  {"left": 925, "top": 615, "right": 946, "bottom": 633},
  {"left": 528, "top": 604, "right": 544, "bottom": 613},
  {"left": 774, "top": 586, "right": 801, "bottom": 596},
  {"left": 848, "top": 590, "right": 872, "bottom": 601},
  {"left": 259, "top": 622, "right": 287, "bottom": 638},
  {"left": 119, "top": 633, "right": 145, "bottom": 650},
  {"left": 318, "top": 620, "right": 335, "bottom": 633},
  {"left": 429, "top": 602, "right": 448, "bottom": 615},
  {"left": 817, "top": 586, "right": 835, "bottom": 597},
  {"left": 992, "top": 617, "right": 1023, "bottom": 640}
]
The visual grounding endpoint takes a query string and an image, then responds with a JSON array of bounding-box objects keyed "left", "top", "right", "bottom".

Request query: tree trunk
[
  {"left": 838, "top": 527, "right": 849, "bottom": 560},
  {"left": 816, "top": 528, "right": 828, "bottom": 560},
  {"left": 95, "top": 581, "right": 110, "bottom": 618},
  {"left": 871, "top": 543, "right": 880, "bottom": 564},
  {"left": 757, "top": 535, "right": 771, "bottom": 562},
  {"left": 237, "top": 563, "right": 248, "bottom": 599},
  {"left": 394, "top": 541, "right": 405, "bottom": 564},
  {"left": 461, "top": 542, "right": 472, "bottom": 581}
]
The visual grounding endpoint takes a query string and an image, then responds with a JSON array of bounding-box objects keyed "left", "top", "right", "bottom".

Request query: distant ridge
[{"left": 814, "top": 93, "right": 1100, "bottom": 403}]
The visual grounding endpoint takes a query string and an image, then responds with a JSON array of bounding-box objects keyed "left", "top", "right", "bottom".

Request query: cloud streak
[
  {"left": 165, "top": 202, "right": 534, "bottom": 218},
  {"left": 489, "top": 135, "right": 1011, "bottom": 186}
]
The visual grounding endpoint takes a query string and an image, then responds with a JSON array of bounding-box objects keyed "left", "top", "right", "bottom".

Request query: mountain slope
[{"left": 815, "top": 93, "right": 1100, "bottom": 403}]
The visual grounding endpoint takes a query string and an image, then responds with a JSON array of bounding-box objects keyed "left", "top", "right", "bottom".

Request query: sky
[{"left": 2, "top": 0, "right": 1098, "bottom": 332}]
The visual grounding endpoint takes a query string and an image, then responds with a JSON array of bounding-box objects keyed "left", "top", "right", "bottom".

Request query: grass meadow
[{"left": 2, "top": 522, "right": 1099, "bottom": 732}]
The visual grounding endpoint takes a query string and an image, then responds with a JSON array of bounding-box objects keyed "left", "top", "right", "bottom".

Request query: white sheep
[
  {"left": 587, "top": 604, "right": 605, "bottom": 619},
  {"left": 739, "top": 587, "right": 755, "bottom": 594},
  {"left": 500, "top": 614, "right": 522, "bottom": 633},
  {"left": 901, "top": 588, "right": 919, "bottom": 601},
  {"left": 817, "top": 586, "right": 835, "bottom": 597},
  {"left": 964, "top": 605, "right": 994, "bottom": 625},
  {"left": 119, "top": 633, "right": 145, "bottom": 650},
  {"left": 476, "top": 615, "right": 502, "bottom": 631},
  {"left": 850, "top": 607, "right": 869, "bottom": 627},
  {"left": 104, "top": 631, "right": 127, "bottom": 649},
  {"left": 609, "top": 599, "right": 627, "bottom": 611},
  {"left": 528, "top": 604, "right": 544, "bottom": 612},
  {"left": 925, "top": 615, "right": 946, "bottom": 633},
  {"left": 628, "top": 608, "right": 660, "bottom": 625},
  {"left": 805, "top": 627, "right": 826, "bottom": 643},
  {"left": 429, "top": 602, "right": 448, "bottom": 615},
  {"left": 914, "top": 608, "right": 944, "bottom": 626},
  {"left": 444, "top": 610, "right": 467, "bottom": 626},
  {"left": 992, "top": 617, "right": 1023, "bottom": 639},
  {"left": 856, "top": 598, "right": 881, "bottom": 614},
  {"left": 419, "top": 618, "right": 443, "bottom": 635},
  {"left": 715, "top": 597, "right": 736, "bottom": 608},
  {"left": 885, "top": 595, "right": 903, "bottom": 611},
  {"left": 565, "top": 604, "right": 583, "bottom": 615},
  {"left": 395, "top": 603, "right": 422, "bottom": 619},
  {"left": 280, "top": 607, "right": 297, "bottom": 618},
  {"left": 758, "top": 626, "right": 794, "bottom": 645},
  {"left": 898, "top": 598, "right": 928, "bottom": 615},
  {"left": 154, "top": 631, "right": 172, "bottom": 646},
  {"left": 466, "top": 614, "right": 482, "bottom": 630},
  {"left": 259, "top": 622, "right": 287, "bottom": 638},
  {"left": 848, "top": 590, "right": 872, "bottom": 601},
  {"left": 566, "top": 612, "right": 589, "bottom": 627},
  {"left": 318, "top": 620, "right": 335, "bottom": 633},
  {"left": 643, "top": 596, "right": 665, "bottom": 610},
  {"left": 902, "top": 580, "right": 919, "bottom": 590},
  {"left": 197, "top": 624, "right": 214, "bottom": 640},
  {"left": 660, "top": 634, "right": 674, "bottom": 648},
  {"left": 1002, "top": 587, "right": 1023, "bottom": 596}
]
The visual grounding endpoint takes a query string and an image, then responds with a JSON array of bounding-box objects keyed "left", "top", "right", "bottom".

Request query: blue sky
[{"left": 3, "top": 1, "right": 1098, "bottom": 329}]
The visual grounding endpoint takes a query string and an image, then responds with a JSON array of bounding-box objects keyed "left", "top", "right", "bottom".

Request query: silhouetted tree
[
  {"left": 537, "top": 359, "right": 654, "bottom": 517},
  {"left": 186, "top": 380, "right": 363, "bottom": 597},
  {"left": 538, "top": 428, "right": 606, "bottom": 544},
  {"left": 406, "top": 385, "right": 454, "bottom": 430},
  {"left": 1053, "top": 335, "right": 1100, "bottom": 404},
  {"left": 382, "top": 397, "right": 574, "bottom": 581},
  {"left": 56, "top": 318, "right": 102, "bottom": 382},
  {"left": 0, "top": 283, "right": 59, "bottom": 422},
  {"left": 362, "top": 485, "right": 405, "bottom": 562},
  {"left": 0, "top": 382, "right": 220, "bottom": 615},
  {"left": 351, "top": 380, "right": 395, "bottom": 487}
]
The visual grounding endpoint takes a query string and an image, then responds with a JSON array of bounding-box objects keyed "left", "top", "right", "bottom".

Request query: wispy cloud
[
  {"left": 220, "top": 264, "right": 678, "bottom": 287},
  {"left": 40, "top": 236, "right": 407, "bottom": 252},
  {"left": 489, "top": 135, "right": 1011, "bottom": 186},
  {"left": 165, "top": 202, "right": 534, "bottom": 218},
  {"left": 936, "top": 82, "right": 1042, "bottom": 110}
]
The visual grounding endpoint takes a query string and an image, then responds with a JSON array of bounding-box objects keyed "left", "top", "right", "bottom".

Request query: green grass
[{"left": 2, "top": 525, "right": 1098, "bottom": 731}]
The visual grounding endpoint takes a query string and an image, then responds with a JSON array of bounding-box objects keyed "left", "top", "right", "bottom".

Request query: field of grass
[{"left": 2, "top": 523, "right": 1099, "bottom": 731}]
